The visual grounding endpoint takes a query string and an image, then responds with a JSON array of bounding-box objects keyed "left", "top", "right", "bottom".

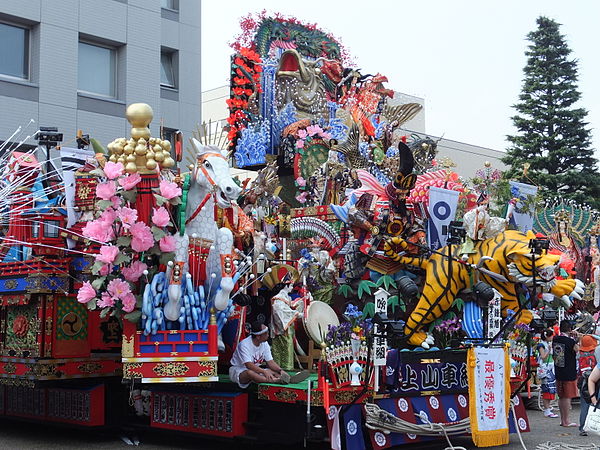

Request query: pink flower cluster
[
  {"left": 96, "top": 278, "right": 136, "bottom": 312},
  {"left": 295, "top": 124, "right": 332, "bottom": 149},
  {"left": 159, "top": 180, "right": 181, "bottom": 200},
  {"left": 81, "top": 163, "right": 180, "bottom": 317}
]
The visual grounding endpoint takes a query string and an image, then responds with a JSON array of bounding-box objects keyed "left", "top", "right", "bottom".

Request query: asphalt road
[{"left": 0, "top": 403, "right": 597, "bottom": 449}]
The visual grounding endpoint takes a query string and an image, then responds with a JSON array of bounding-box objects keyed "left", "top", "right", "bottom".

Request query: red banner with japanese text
[{"left": 467, "top": 346, "right": 510, "bottom": 447}]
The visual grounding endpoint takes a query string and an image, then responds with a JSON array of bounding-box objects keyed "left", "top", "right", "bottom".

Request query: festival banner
[
  {"left": 385, "top": 350, "right": 468, "bottom": 396},
  {"left": 427, "top": 187, "right": 460, "bottom": 250},
  {"left": 467, "top": 346, "right": 510, "bottom": 447},
  {"left": 507, "top": 181, "right": 538, "bottom": 233}
]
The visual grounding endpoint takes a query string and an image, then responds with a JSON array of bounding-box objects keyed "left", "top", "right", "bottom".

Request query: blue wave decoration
[{"left": 234, "top": 122, "right": 269, "bottom": 167}]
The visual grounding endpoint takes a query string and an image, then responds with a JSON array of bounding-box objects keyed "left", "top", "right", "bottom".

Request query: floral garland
[
  {"left": 230, "top": 11, "right": 353, "bottom": 65},
  {"left": 77, "top": 161, "right": 181, "bottom": 321},
  {"left": 226, "top": 47, "right": 262, "bottom": 150}
]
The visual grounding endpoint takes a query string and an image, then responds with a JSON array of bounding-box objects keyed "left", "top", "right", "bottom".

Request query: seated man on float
[{"left": 228, "top": 319, "right": 290, "bottom": 388}]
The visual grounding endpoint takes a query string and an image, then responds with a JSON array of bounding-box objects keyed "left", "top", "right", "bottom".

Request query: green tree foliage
[{"left": 503, "top": 17, "right": 600, "bottom": 208}]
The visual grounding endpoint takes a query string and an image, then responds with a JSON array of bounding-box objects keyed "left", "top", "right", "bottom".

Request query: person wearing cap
[{"left": 578, "top": 334, "right": 598, "bottom": 436}]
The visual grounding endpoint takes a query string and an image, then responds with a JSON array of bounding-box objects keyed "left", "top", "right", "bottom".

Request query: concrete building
[{"left": 0, "top": 0, "right": 201, "bottom": 163}]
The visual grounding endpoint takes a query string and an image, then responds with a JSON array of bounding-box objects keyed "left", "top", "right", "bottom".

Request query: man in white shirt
[{"left": 229, "top": 320, "right": 291, "bottom": 388}]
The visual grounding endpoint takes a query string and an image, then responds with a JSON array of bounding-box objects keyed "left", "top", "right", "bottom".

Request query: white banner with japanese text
[{"left": 467, "top": 346, "right": 510, "bottom": 447}]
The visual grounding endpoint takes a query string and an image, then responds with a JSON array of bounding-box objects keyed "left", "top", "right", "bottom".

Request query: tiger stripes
[{"left": 385, "top": 230, "right": 554, "bottom": 346}]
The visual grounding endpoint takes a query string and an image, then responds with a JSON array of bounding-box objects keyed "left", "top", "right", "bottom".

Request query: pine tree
[{"left": 503, "top": 16, "right": 600, "bottom": 209}]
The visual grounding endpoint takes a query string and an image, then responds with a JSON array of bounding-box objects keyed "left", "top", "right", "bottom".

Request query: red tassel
[{"left": 135, "top": 173, "right": 159, "bottom": 226}]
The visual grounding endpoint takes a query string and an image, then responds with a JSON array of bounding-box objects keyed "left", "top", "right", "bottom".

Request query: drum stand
[{"left": 295, "top": 339, "right": 320, "bottom": 371}]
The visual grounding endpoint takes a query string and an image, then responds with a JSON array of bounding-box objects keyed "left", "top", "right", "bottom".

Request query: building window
[
  {"left": 161, "top": 0, "right": 179, "bottom": 10},
  {"left": 0, "top": 22, "right": 29, "bottom": 80},
  {"left": 78, "top": 41, "right": 116, "bottom": 97},
  {"left": 32, "top": 223, "right": 39, "bottom": 238},
  {"left": 160, "top": 49, "right": 177, "bottom": 89},
  {"left": 162, "top": 127, "right": 177, "bottom": 156},
  {"left": 44, "top": 220, "right": 60, "bottom": 238}
]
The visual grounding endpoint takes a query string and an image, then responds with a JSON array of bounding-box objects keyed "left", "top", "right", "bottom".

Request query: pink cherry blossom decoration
[
  {"left": 117, "top": 207, "right": 138, "bottom": 229},
  {"left": 97, "top": 292, "right": 115, "bottom": 308},
  {"left": 159, "top": 180, "right": 182, "bottom": 200},
  {"left": 96, "top": 181, "right": 117, "bottom": 200},
  {"left": 77, "top": 281, "right": 96, "bottom": 304},
  {"left": 103, "top": 161, "right": 124, "bottom": 180},
  {"left": 96, "top": 245, "right": 119, "bottom": 264},
  {"left": 152, "top": 207, "right": 170, "bottom": 227},
  {"left": 130, "top": 222, "right": 154, "bottom": 252},
  {"left": 119, "top": 172, "right": 142, "bottom": 190},
  {"left": 159, "top": 235, "right": 176, "bottom": 252},
  {"left": 122, "top": 261, "right": 148, "bottom": 282}
]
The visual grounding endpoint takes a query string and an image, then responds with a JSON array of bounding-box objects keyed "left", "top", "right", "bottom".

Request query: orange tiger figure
[{"left": 383, "top": 230, "right": 585, "bottom": 347}]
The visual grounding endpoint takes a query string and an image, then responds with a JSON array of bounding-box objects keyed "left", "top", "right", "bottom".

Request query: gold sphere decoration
[
  {"left": 126, "top": 103, "right": 153, "bottom": 128},
  {"left": 108, "top": 102, "right": 175, "bottom": 174},
  {"left": 109, "top": 154, "right": 117, "bottom": 162},
  {"left": 484, "top": 161, "right": 491, "bottom": 167},
  {"left": 163, "top": 157, "right": 175, "bottom": 168}
]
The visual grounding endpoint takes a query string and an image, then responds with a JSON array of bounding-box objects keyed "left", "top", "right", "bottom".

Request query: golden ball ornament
[
  {"left": 123, "top": 144, "right": 134, "bottom": 155},
  {"left": 161, "top": 140, "right": 172, "bottom": 151},
  {"left": 163, "top": 157, "right": 175, "bottom": 168},
  {"left": 154, "top": 151, "right": 165, "bottom": 162},
  {"left": 125, "top": 162, "right": 137, "bottom": 173},
  {"left": 126, "top": 103, "right": 153, "bottom": 128},
  {"left": 484, "top": 161, "right": 491, "bottom": 167},
  {"left": 146, "top": 159, "right": 158, "bottom": 170}
]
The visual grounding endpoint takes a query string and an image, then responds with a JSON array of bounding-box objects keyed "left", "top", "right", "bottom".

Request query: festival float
[{"left": 0, "top": 11, "right": 597, "bottom": 449}]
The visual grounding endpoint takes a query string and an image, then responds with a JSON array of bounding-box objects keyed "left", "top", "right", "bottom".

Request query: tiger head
[{"left": 506, "top": 236, "right": 561, "bottom": 290}]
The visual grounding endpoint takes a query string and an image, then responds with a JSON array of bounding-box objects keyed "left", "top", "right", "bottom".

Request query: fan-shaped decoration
[
  {"left": 534, "top": 201, "right": 597, "bottom": 248},
  {"left": 261, "top": 264, "right": 299, "bottom": 290},
  {"left": 333, "top": 124, "right": 368, "bottom": 169},
  {"left": 290, "top": 217, "right": 340, "bottom": 249},
  {"left": 382, "top": 103, "right": 423, "bottom": 127}
]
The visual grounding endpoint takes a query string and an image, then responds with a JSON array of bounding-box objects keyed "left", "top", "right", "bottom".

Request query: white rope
[
  {"left": 364, "top": 402, "right": 471, "bottom": 438},
  {"left": 511, "top": 398, "right": 528, "bottom": 450},
  {"left": 536, "top": 443, "right": 599, "bottom": 450}
]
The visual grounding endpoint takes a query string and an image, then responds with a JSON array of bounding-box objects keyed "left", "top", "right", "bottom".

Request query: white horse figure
[{"left": 165, "top": 140, "right": 241, "bottom": 322}]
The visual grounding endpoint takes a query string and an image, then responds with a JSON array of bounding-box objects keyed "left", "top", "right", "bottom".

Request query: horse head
[{"left": 191, "top": 139, "right": 241, "bottom": 208}]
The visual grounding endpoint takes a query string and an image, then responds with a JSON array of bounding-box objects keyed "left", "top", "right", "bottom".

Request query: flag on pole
[
  {"left": 427, "top": 187, "right": 459, "bottom": 250},
  {"left": 507, "top": 181, "right": 537, "bottom": 233}
]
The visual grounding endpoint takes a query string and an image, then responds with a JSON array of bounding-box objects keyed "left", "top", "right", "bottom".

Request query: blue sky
[{"left": 201, "top": 0, "right": 600, "bottom": 156}]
